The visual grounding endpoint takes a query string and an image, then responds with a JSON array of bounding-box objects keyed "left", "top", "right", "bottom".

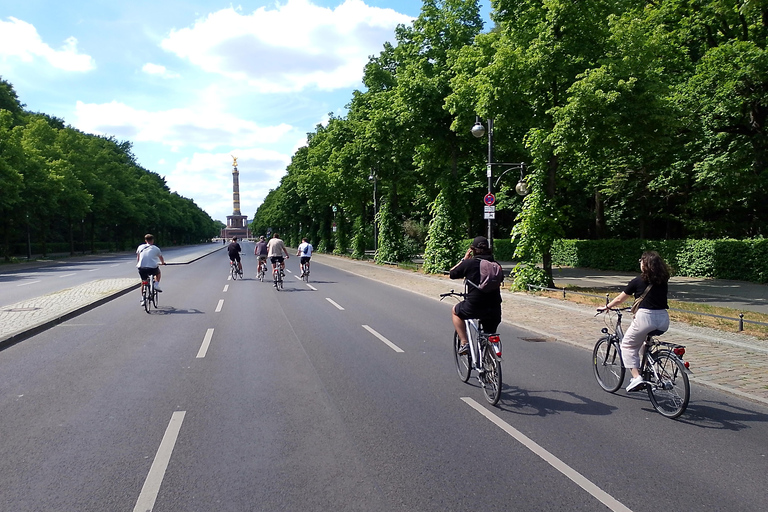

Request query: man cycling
[
  {"left": 266, "top": 233, "right": 290, "bottom": 277},
  {"left": 296, "top": 237, "right": 313, "bottom": 277},
  {"left": 449, "top": 236, "right": 502, "bottom": 354},
  {"left": 136, "top": 233, "right": 166, "bottom": 305},
  {"left": 254, "top": 235, "right": 269, "bottom": 275},
  {"left": 228, "top": 237, "right": 243, "bottom": 273}
]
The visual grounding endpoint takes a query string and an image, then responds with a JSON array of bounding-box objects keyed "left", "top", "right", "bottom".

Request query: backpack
[{"left": 468, "top": 259, "right": 504, "bottom": 292}]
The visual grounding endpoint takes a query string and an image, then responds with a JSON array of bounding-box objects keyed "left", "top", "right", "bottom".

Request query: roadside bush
[{"left": 552, "top": 238, "right": 768, "bottom": 283}]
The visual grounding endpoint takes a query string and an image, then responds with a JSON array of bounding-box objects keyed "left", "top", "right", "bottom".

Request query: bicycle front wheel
[
  {"left": 453, "top": 331, "right": 471, "bottom": 383},
  {"left": 593, "top": 336, "right": 625, "bottom": 393},
  {"left": 231, "top": 265, "right": 238, "bottom": 280},
  {"left": 480, "top": 348, "right": 502, "bottom": 406},
  {"left": 151, "top": 286, "right": 158, "bottom": 308},
  {"left": 646, "top": 351, "right": 690, "bottom": 419}
]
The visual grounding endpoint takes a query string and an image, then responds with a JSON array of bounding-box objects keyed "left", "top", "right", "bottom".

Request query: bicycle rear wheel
[
  {"left": 453, "top": 332, "right": 471, "bottom": 382},
  {"left": 143, "top": 285, "right": 151, "bottom": 313},
  {"left": 480, "top": 347, "right": 502, "bottom": 406},
  {"left": 231, "top": 265, "right": 238, "bottom": 280},
  {"left": 151, "top": 284, "right": 158, "bottom": 308},
  {"left": 593, "top": 336, "right": 625, "bottom": 393},
  {"left": 646, "top": 351, "right": 690, "bottom": 418}
]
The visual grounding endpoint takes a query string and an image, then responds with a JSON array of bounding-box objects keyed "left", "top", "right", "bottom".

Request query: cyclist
[
  {"left": 296, "top": 237, "right": 313, "bottom": 276},
  {"left": 598, "top": 251, "right": 670, "bottom": 392},
  {"left": 136, "top": 233, "right": 166, "bottom": 305},
  {"left": 254, "top": 235, "right": 268, "bottom": 275},
  {"left": 449, "top": 236, "right": 502, "bottom": 355},
  {"left": 228, "top": 237, "right": 243, "bottom": 273},
  {"left": 267, "top": 232, "right": 290, "bottom": 276}
]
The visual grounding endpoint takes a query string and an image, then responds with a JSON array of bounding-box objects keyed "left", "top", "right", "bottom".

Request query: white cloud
[
  {"left": 74, "top": 100, "right": 294, "bottom": 151},
  {"left": 160, "top": 0, "right": 413, "bottom": 93},
  {"left": 142, "top": 62, "right": 180, "bottom": 79},
  {"left": 167, "top": 149, "right": 290, "bottom": 221},
  {"left": 0, "top": 17, "right": 95, "bottom": 72}
]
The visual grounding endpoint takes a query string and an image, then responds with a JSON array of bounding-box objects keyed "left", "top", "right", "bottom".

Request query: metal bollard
[{"left": 739, "top": 313, "right": 744, "bottom": 331}]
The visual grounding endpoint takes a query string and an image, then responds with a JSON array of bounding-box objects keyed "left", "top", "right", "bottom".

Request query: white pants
[{"left": 621, "top": 309, "right": 670, "bottom": 369}]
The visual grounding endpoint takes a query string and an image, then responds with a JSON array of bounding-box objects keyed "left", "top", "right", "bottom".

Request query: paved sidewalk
[
  {"left": 313, "top": 254, "right": 768, "bottom": 407},
  {"left": 0, "top": 245, "right": 224, "bottom": 348}
]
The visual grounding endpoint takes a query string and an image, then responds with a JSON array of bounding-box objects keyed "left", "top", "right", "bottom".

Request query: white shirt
[
  {"left": 298, "top": 242, "right": 313, "bottom": 258},
  {"left": 136, "top": 243, "right": 163, "bottom": 268}
]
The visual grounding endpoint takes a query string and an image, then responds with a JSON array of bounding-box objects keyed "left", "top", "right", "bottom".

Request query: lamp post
[
  {"left": 472, "top": 117, "right": 528, "bottom": 249},
  {"left": 368, "top": 171, "right": 378, "bottom": 252}
]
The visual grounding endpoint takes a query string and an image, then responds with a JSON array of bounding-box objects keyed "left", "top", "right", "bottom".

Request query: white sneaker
[
  {"left": 140, "top": 299, "right": 145, "bottom": 306},
  {"left": 154, "top": 282, "right": 162, "bottom": 292},
  {"left": 626, "top": 375, "right": 645, "bottom": 392}
]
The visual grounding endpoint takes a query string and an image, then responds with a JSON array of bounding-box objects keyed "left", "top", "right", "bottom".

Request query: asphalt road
[{"left": 1, "top": 244, "right": 767, "bottom": 511}]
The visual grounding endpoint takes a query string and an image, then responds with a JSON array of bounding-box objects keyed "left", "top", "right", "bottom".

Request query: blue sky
[{"left": 1, "top": 0, "right": 489, "bottom": 223}]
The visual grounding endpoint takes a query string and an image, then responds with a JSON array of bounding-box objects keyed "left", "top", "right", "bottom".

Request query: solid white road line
[
  {"left": 88, "top": 268, "right": 98, "bottom": 272},
  {"left": 17, "top": 281, "right": 41, "bottom": 287},
  {"left": 133, "top": 410, "right": 186, "bottom": 512},
  {"left": 215, "top": 299, "right": 224, "bottom": 312},
  {"left": 326, "top": 298, "right": 345, "bottom": 310},
  {"left": 196, "top": 328, "right": 215, "bottom": 358},
  {"left": 223, "top": 285, "right": 229, "bottom": 292},
  {"left": 362, "top": 325, "right": 404, "bottom": 353},
  {"left": 58, "top": 273, "right": 76, "bottom": 278},
  {"left": 461, "top": 398, "right": 632, "bottom": 512}
]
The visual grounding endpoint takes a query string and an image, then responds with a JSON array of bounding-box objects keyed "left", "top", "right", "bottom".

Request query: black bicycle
[
  {"left": 593, "top": 307, "right": 691, "bottom": 418},
  {"left": 440, "top": 290, "right": 503, "bottom": 406}
]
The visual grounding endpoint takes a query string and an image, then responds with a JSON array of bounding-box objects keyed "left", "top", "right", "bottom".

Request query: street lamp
[
  {"left": 472, "top": 117, "right": 528, "bottom": 248},
  {"left": 472, "top": 117, "right": 495, "bottom": 246},
  {"left": 368, "top": 170, "right": 378, "bottom": 252}
]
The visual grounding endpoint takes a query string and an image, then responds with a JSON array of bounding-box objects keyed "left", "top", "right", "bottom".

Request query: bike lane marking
[
  {"left": 17, "top": 280, "right": 41, "bottom": 287},
  {"left": 58, "top": 273, "right": 76, "bottom": 278},
  {"left": 362, "top": 325, "right": 404, "bottom": 353},
  {"left": 223, "top": 285, "right": 229, "bottom": 292},
  {"left": 133, "top": 410, "right": 186, "bottom": 512},
  {"left": 462, "top": 397, "right": 633, "bottom": 512},
  {"left": 215, "top": 299, "right": 224, "bottom": 312},
  {"left": 196, "top": 328, "right": 215, "bottom": 358},
  {"left": 326, "top": 298, "right": 345, "bottom": 310}
]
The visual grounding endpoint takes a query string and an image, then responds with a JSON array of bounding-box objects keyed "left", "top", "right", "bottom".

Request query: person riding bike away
[
  {"left": 254, "top": 235, "right": 268, "bottom": 274},
  {"left": 228, "top": 237, "right": 243, "bottom": 273},
  {"left": 598, "top": 251, "right": 671, "bottom": 392},
  {"left": 297, "top": 237, "right": 313, "bottom": 276},
  {"left": 449, "top": 236, "right": 502, "bottom": 354},
  {"left": 267, "top": 233, "right": 290, "bottom": 275},
  {"left": 136, "top": 233, "right": 166, "bottom": 306}
]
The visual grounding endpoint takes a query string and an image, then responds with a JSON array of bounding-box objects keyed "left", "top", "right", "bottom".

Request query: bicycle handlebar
[
  {"left": 440, "top": 289, "right": 466, "bottom": 301},
  {"left": 594, "top": 306, "right": 632, "bottom": 317}
]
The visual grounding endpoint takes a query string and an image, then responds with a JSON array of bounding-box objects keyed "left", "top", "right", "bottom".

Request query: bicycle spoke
[{"left": 646, "top": 351, "right": 690, "bottom": 418}]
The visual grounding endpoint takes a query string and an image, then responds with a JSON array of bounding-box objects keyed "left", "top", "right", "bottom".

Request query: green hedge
[
  {"left": 552, "top": 238, "right": 768, "bottom": 283},
  {"left": 460, "top": 238, "right": 517, "bottom": 261}
]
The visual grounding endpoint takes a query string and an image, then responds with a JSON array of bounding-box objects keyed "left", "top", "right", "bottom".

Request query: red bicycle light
[
  {"left": 684, "top": 361, "right": 690, "bottom": 369},
  {"left": 673, "top": 347, "right": 686, "bottom": 357},
  {"left": 488, "top": 335, "right": 500, "bottom": 343}
]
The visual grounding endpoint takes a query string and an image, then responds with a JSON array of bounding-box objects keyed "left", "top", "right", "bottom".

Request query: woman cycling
[{"left": 598, "top": 251, "right": 671, "bottom": 392}]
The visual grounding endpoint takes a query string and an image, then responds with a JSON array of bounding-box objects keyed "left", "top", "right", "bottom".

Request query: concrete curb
[
  {"left": 0, "top": 245, "right": 224, "bottom": 351},
  {"left": 0, "top": 282, "right": 140, "bottom": 349}
]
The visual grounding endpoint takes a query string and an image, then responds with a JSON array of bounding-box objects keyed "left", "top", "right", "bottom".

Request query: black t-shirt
[
  {"left": 449, "top": 254, "right": 502, "bottom": 307},
  {"left": 624, "top": 275, "right": 668, "bottom": 310},
  {"left": 228, "top": 242, "right": 242, "bottom": 257}
]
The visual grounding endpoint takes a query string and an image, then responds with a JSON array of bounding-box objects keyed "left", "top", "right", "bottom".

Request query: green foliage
[
  {"left": 552, "top": 238, "right": 768, "bottom": 283},
  {"left": 374, "top": 200, "right": 407, "bottom": 263},
  {"left": 423, "top": 188, "right": 464, "bottom": 273}
]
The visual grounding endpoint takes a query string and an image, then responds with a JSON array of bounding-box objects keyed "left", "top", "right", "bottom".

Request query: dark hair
[
  {"left": 302, "top": 238, "right": 308, "bottom": 242},
  {"left": 640, "top": 251, "right": 670, "bottom": 285}
]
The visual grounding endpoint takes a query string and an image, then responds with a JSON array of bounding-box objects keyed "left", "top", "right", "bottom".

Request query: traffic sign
[{"left": 484, "top": 193, "right": 496, "bottom": 206}]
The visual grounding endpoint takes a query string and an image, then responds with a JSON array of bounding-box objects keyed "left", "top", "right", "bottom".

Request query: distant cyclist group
[{"left": 224, "top": 233, "right": 311, "bottom": 289}]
